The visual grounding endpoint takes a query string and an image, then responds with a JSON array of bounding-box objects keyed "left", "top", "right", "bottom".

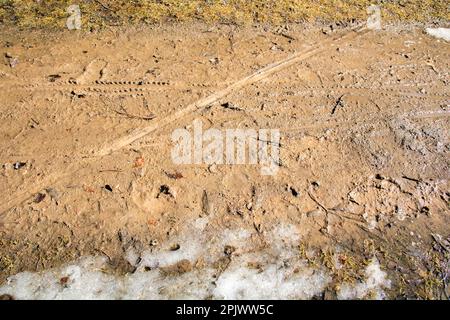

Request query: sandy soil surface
[{"left": 0, "top": 23, "right": 449, "bottom": 299}]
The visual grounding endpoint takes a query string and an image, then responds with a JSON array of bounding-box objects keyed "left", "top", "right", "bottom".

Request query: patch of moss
[{"left": 0, "top": 0, "right": 448, "bottom": 29}]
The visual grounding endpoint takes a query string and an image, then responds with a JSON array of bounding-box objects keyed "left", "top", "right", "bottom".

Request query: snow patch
[
  {"left": 214, "top": 254, "right": 331, "bottom": 300},
  {"left": 0, "top": 257, "right": 122, "bottom": 300},
  {"left": 136, "top": 217, "right": 209, "bottom": 269},
  {"left": 425, "top": 28, "right": 450, "bottom": 41},
  {"left": 337, "top": 258, "right": 391, "bottom": 300},
  {"left": 0, "top": 220, "right": 389, "bottom": 300}
]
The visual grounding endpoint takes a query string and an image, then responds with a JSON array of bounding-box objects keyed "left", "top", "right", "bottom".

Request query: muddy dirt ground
[{"left": 0, "top": 23, "right": 449, "bottom": 299}]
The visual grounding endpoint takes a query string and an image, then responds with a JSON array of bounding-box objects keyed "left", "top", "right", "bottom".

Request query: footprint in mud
[
  {"left": 74, "top": 59, "right": 108, "bottom": 85},
  {"left": 131, "top": 189, "right": 163, "bottom": 214},
  {"left": 130, "top": 184, "right": 179, "bottom": 218},
  {"left": 347, "top": 176, "right": 446, "bottom": 230}
]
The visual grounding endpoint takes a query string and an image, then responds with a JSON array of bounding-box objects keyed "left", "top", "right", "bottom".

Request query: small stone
[
  {"left": 13, "top": 162, "right": 26, "bottom": 170},
  {"left": 8, "top": 57, "right": 18, "bottom": 68}
]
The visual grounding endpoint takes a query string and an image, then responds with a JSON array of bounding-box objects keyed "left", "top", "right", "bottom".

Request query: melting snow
[
  {"left": 0, "top": 219, "right": 389, "bottom": 300},
  {"left": 425, "top": 28, "right": 450, "bottom": 41},
  {"left": 337, "top": 258, "right": 391, "bottom": 300},
  {"left": 213, "top": 255, "right": 331, "bottom": 300}
]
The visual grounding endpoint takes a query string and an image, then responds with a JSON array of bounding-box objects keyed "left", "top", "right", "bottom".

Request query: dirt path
[
  {"left": 0, "top": 25, "right": 367, "bottom": 215},
  {"left": 0, "top": 23, "right": 449, "bottom": 299}
]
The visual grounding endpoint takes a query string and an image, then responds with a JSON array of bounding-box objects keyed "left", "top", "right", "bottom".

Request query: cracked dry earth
[{"left": 0, "top": 23, "right": 449, "bottom": 299}]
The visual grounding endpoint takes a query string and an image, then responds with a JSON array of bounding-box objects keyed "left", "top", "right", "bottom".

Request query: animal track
[
  {"left": 267, "top": 83, "right": 449, "bottom": 99},
  {"left": 3, "top": 76, "right": 448, "bottom": 102},
  {"left": 2, "top": 77, "right": 221, "bottom": 97}
]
